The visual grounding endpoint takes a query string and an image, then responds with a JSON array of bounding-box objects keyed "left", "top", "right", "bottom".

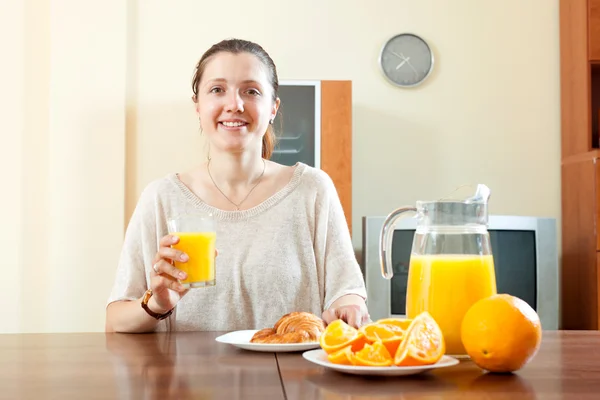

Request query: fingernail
[
  {"left": 172, "top": 236, "right": 179, "bottom": 243},
  {"left": 180, "top": 254, "right": 188, "bottom": 261},
  {"left": 179, "top": 272, "right": 187, "bottom": 279}
]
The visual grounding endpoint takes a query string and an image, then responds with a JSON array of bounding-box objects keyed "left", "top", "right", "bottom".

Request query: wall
[
  {"left": 1, "top": 0, "right": 560, "bottom": 333},
  {"left": 2, "top": 0, "right": 126, "bottom": 333}
]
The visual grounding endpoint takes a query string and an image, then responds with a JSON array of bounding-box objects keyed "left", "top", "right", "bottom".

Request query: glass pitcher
[{"left": 379, "top": 184, "right": 497, "bottom": 357}]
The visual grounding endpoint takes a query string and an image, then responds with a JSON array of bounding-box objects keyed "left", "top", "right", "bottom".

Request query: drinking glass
[{"left": 167, "top": 213, "right": 216, "bottom": 288}]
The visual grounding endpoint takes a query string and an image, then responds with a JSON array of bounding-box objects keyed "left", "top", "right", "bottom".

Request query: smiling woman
[
  {"left": 192, "top": 49, "right": 279, "bottom": 161},
  {"left": 105, "top": 38, "right": 369, "bottom": 334}
]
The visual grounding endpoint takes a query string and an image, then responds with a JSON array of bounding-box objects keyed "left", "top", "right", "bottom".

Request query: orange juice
[
  {"left": 405, "top": 254, "right": 497, "bottom": 355},
  {"left": 171, "top": 231, "right": 216, "bottom": 288}
]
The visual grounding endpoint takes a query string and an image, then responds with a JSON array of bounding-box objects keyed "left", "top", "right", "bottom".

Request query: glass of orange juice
[{"left": 167, "top": 213, "right": 216, "bottom": 288}]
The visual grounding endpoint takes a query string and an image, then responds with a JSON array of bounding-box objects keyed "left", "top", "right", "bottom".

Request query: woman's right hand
[{"left": 148, "top": 234, "right": 190, "bottom": 314}]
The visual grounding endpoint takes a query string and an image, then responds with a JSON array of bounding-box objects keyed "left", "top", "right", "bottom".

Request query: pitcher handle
[{"left": 379, "top": 206, "right": 418, "bottom": 279}]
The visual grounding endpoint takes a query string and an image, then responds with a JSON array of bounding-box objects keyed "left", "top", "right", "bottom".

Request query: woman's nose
[{"left": 225, "top": 91, "right": 244, "bottom": 113}]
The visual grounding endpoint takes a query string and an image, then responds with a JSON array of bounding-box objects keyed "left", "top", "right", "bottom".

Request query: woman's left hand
[{"left": 322, "top": 302, "right": 371, "bottom": 329}]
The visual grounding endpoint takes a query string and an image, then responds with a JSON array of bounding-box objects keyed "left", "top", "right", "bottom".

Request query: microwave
[{"left": 361, "top": 215, "right": 560, "bottom": 330}]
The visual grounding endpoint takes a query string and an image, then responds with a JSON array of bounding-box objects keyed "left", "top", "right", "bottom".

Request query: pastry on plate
[{"left": 250, "top": 312, "right": 326, "bottom": 344}]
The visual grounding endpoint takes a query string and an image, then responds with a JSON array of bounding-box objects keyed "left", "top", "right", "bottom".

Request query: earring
[{"left": 269, "top": 118, "right": 274, "bottom": 125}]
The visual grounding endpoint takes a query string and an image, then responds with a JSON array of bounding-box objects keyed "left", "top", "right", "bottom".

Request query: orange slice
[
  {"left": 381, "top": 336, "right": 404, "bottom": 358},
  {"left": 327, "top": 344, "right": 354, "bottom": 365},
  {"left": 320, "top": 319, "right": 364, "bottom": 354},
  {"left": 359, "top": 323, "right": 397, "bottom": 342},
  {"left": 352, "top": 341, "right": 393, "bottom": 367},
  {"left": 394, "top": 311, "right": 445, "bottom": 367},
  {"left": 376, "top": 318, "right": 413, "bottom": 332},
  {"left": 359, "top": 322, "right": 405, "bottom": 356}
]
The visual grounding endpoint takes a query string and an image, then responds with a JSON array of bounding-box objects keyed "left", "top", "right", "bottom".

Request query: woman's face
[{"left": 196, "top": 52, "right": 279, "bottom": 156}]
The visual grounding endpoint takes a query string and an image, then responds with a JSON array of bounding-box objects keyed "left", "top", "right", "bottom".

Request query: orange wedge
[
  {"left": 327, "top": 344, "right": 354, "bottom": 365},
  {"left": 352, "top": 341, "right": 393, "bottom": 367},
  {"left": 381, "top": 336, "right": 404, "bottom": 357},
  {"left": 359, "top": 322, "right": 405, "bottom": 356},
  {"left": 320, "top": 319, "right": 365, "bottom": 354},
  {"left": 394, "top": 311, "right": 445, "bottom": 367},
  {"left": 376, "top": 318, "right": 413, "bottom": 332},
  {"left": 359, "top": 323, "right": 396, "bottom": 341}
]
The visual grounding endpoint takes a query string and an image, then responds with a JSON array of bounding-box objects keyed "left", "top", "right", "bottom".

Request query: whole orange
[{"left": 460, "top": 294, "right": 542, "bottom": 373}]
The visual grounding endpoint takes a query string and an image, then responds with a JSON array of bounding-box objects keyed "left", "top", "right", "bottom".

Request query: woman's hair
[{"left": 191, "top": 38, "right": 279, "bottom": 159}]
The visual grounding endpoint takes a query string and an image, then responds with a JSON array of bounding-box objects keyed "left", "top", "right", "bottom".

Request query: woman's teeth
[{"left": 221, "top": 121, "right": 246, "bottom": 127}]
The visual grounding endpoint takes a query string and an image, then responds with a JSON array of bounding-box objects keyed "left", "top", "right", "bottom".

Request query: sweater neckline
[{"left": 169, "top": 162, "right": 307, "bottom": 220}]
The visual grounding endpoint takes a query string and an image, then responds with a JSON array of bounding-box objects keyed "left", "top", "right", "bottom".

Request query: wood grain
[
  {"left": 277, "top": 331, "right": 600, "bottom": 400},
  {"left": 1, "top": 332, "right": 600, "bottom": 399},
  {"left": 0, "top": 332, "right": 284, "bottom": 400},
  {"left": 561, "top": 156, "right": 598, "bottom": 330},
  {"left": 597, "top": 160, "right": 600, "bottom": 252},
  {"left": 590, "top": 0, "right": 600, "bottom": 60},
  {"left": 560, "top": 0, "right": 592, "bottom": 157},
  {"left": 562, "top": 149, "right": 600, "bottom": 165},
  {"left": 320, "top": 80, "right": 353, "bottom": 235},
  {"left": 598, "top": 252, "right": 600, "bottom": 328}
]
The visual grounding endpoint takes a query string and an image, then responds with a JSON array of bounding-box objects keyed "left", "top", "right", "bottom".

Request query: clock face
[{"left": 379, "top": 33, "right": 434, "bottom": 87}]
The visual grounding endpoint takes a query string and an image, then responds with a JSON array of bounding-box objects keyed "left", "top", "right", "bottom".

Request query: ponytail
[{"left": 262, "top": 126, "right": 276, "bottom": 159}]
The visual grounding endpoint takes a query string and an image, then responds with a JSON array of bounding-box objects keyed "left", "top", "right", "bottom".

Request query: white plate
[
  {"left": 215, "top": 330, "right": 321, "bottom": 352},
  {"left": 302, "top": 349, "right": 460, "bottom": 376}
]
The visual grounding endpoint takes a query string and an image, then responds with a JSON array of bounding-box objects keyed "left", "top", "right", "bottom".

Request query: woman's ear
[
  {"left": 270, "top": 97, "right": 281, "bottom": 122},
  {"left": 192, "top": 95, "right": 200, "bottom": 111}
]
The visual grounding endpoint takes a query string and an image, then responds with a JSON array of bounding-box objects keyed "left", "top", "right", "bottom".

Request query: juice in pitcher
[{"left": 406, "top": 253, "right": 497, "bottom": 356}]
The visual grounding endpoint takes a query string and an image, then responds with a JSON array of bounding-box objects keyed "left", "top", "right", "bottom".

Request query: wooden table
[{"left": 1, "top": 331, "right": 599, "bottom": 399}]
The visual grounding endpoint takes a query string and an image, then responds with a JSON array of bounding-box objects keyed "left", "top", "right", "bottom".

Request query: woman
[{"left": 105, "top": 38, "right": 369, "bottom": 333}]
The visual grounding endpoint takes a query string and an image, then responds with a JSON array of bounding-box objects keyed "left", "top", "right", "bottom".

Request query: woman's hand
[
  {"left": 322, "top": 295, "right": 371, "bottom": 329},
  {"left": 149, "top": 234, "right": 191, "bottom": 314}
]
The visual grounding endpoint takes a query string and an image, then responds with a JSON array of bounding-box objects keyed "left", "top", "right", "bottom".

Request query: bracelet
[{"left": 141, "top": 289, "right": 173, "bottom": 320}]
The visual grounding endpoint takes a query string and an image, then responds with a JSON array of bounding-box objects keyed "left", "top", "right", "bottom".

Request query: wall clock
[{"left": 378, "top": 33, "right": 434, "bottom": 88}]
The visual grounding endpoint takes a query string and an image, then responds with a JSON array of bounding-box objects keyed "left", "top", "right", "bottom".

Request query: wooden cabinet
[
  {"left": 560, "top": 0, "right": 600, "bottom": 329},
  {"left": 590, "top": 0, "right": 600, "bottom": 60},
  {"left": 275, "top": 80, "right": 353, "bottom": 233},
  {"left": 561, "top": 155, "right": 600, "bottom": 330}
]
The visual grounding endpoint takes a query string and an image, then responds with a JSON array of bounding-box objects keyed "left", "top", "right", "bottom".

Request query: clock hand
[
  {"left": 389, "top": 50, "right": 405, "bottom": 60},
  {"left": 396, "top": 57, "right": 409, "bottom": 70},
  {"left": 404, "top": 58, "right": 419, "bottom": 78}
]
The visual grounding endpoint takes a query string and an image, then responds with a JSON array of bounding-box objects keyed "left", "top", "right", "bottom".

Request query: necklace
[{"left": 207, "top": 159, "right": 266, "bottom": 211}]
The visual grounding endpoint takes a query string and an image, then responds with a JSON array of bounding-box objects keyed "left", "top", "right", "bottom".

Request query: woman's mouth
[{"left": 219, "top": 121, "right": 248, "bottom": 129}]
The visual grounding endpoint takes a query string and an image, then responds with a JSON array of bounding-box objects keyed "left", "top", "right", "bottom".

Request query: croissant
[{"left": 250, "top": 312, "right": 326, "bottom": 344}]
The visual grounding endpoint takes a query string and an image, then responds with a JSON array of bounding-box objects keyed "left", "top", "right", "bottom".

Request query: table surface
[{"left": 1, "top": 330, "right": 599, "bottom": 399}]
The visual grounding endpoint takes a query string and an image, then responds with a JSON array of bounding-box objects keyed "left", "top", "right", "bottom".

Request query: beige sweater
[{"left": 107, "top": 162, "right": 367, "bottom": 331}]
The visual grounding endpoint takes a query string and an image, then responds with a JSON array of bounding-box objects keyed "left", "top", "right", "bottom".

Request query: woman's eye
[
  {"left": 210, "top": 87, "right": 223, "bottom": 94},
  {"left": 246, "top": 89, "right": 260, "bottom": 96}
]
